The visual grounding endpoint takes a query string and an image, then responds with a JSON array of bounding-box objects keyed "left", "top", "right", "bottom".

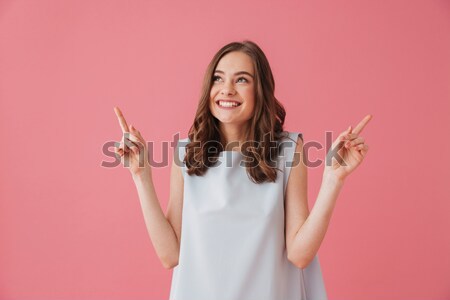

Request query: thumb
[
  {"left": 130, "top": 124, "right": 145, "bottom": 144},
  {"left": 130, "top": 124, "right": 139, "bottom": 135},
  {"left": 347, "top": 125, "right": 352, "bottom": 134},
  {"left": 330, "top": 125, "right": 353, "bottom": 154},
  {"left": 334, "top": 125, "right": 352, "bottom": 146}
]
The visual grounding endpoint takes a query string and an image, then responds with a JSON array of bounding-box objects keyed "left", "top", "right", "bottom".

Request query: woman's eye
[{"left": 212, "top": 76, "right": 248, "bottom": 83}]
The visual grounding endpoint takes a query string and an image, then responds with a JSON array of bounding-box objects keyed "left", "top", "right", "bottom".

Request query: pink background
[{"left": 1, "top": 0, "right": 449, "bottom": 299}]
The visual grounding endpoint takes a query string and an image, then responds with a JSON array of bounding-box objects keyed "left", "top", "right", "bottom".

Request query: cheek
[
  {"left": 209, "top": 88, "right": 216, "bottom": 102},
  {"left": 210, "top": 85, "right": 219, "bottom": 94},
  {"left": 243, "top": 88, "right": 255, "bottom": 102}
]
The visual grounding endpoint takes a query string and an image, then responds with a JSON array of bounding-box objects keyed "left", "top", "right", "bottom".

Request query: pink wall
[{"left": 1, "top": 0, "right": 449, "bottom": 299}]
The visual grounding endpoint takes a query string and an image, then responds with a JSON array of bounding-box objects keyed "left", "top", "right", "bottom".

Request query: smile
[{"left": 216, "top": 100, "right": 242, "bottom": 109}]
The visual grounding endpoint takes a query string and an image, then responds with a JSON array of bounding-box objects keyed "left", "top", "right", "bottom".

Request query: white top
[{"left": 169, "top": 131, "right": 328, "bottom": 300}]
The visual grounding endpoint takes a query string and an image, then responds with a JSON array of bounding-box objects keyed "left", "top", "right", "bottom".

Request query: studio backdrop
[{"left": 0, "top": 0, "right": 449, "bottom": 299}]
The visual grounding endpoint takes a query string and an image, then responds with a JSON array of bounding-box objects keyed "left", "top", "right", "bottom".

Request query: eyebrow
[{"left": 214, "top": 70, "right": 254, "bottom": 78}]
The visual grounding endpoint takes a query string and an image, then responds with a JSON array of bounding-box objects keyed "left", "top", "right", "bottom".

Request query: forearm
[
  {"left": 288, "top": 172, "right": 344, "bottom": 268},
  {"left": 133, "top": 172, "right": 179, "bottom": 269}
]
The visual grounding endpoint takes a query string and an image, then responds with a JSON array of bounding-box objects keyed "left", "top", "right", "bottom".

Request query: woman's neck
[{"left": 219, "top": 123, "right": 250, "bottom": 151}]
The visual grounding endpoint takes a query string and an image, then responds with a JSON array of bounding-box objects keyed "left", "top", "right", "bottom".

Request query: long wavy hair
[{"left": 184, "top": 40, "right": 294, "bottom": 184}]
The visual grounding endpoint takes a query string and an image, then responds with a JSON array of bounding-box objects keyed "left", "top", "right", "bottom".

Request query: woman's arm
[
  {"left": 113, "top": 107, "right": 183, "bottom": 269},
  {"left": 285, "top": 136, "right": 345, "bottom": 269},
  {"left": 132, "top": 155, "right": 183, "bottom": 269},
  {"left": 287, "top": 116, "right": 371, "bottom": 268},
  {"left": 287, "top": 169, "right": 344, "bottom": 268}
]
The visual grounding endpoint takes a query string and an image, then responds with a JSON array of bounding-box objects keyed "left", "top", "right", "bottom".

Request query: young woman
[{"left": 113, "top": 40, "right": 372, "bottom": 300}]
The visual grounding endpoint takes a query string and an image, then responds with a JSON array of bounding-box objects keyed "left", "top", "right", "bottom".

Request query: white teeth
[{"left": 218, "top": 101, "right": 240, "bottom": 107}]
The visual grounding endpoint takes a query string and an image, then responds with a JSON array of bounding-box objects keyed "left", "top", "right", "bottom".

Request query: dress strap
[
  {"left": 282, "top": 132, "right": 303, "bottom": 194},
  {"left": 175, "top": 138, "right": 189, "bottom": 178}
]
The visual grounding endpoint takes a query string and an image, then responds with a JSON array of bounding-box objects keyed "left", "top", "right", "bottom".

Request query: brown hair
[{"left": 184, "top": 40, "right": 293, "bottom": 184}]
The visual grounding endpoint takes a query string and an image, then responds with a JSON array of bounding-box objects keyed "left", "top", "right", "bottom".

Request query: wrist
[
  {"left": 322, "top": 171, "right": 345, "bottom": 188},
  {"left": 132, "top": 168, "right": 152, "bottom": 182}
]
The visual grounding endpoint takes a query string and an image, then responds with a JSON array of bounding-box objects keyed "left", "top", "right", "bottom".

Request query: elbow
[
  {"left": 162, "top": 260, "right": 178, "bottom": 270},
  {"left": 288, "top": 257, "right": 309, "bottom": 270},
  {"left": 287, "top": 252, "right": 312, "bottom": 270},
  {"left": 161, "top": 255, "right": 179, "bottom": 270},
  {"left": 159, "top": 245, "right": 180, "bottom": 269}
]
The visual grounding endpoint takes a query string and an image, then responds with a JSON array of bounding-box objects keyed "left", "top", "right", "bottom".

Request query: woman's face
[{"left": 209, "top": 51, "right": 255, "bottom": 127}]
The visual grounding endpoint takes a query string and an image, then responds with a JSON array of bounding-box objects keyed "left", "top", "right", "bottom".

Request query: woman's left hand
[{"left": 324, "top": 114, "right": 372, "bottom": 182}]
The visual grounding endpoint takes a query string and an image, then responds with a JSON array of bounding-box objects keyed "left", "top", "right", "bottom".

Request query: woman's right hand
[{"left": 113, "top": 106, "right": 151, "bottom": 178}]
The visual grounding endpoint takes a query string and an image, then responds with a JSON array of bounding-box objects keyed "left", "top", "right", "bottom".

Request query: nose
[{"left": 220, "top": 81, "right": 236, "bottom": 96}]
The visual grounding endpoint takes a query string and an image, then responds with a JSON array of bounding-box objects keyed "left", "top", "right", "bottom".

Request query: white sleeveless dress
[{"left": 169, "top": 131, "right": 328, "bottom": 300}]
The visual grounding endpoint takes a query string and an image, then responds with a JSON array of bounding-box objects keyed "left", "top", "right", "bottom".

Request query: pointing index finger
[
  {"left": 352, "top": 114, "right": 372, "bottom": 135},
  {"left": 114, "top": 106, "right": 130, "bottom": 133}
]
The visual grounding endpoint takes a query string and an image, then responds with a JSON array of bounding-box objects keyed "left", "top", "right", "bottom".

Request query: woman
[{"left": 113, "top": 40, "right": 372, "bottom": 300}]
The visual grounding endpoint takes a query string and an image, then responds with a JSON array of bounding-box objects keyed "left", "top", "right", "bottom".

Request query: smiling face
[{"left": 209, "top": 51, "right": 256, "bottom": 132}]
